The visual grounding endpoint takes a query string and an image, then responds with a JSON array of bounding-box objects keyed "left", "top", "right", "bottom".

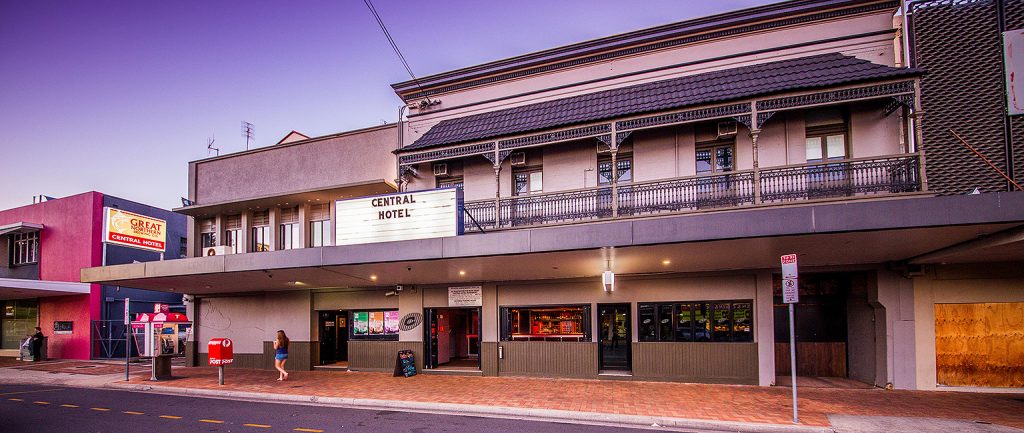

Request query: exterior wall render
[
  {"left": 192, "top": 125, "right": 397, "bottom": 205},
  {"left": 403, "top": 13, "right": 897, "bottom": 144},
  {"left": 912, "top": 264, "right": 1024, "bottom": 390},
  {"left": 196, "top": 291, "right": 311, "bottom": 355}
]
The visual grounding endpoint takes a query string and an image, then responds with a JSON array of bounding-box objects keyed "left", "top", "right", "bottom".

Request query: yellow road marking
[
  {"left": 244, "top": 423, "right": 272, "bottom": 428},
  {"left": 159, "top": 415, "right": 182, "bottom": 419},
  {"left": 8, "top": 398, "right": 24, "bottom": 401},
  {"left": 294, "top": 429, "right": 324, "bottom": 432},
  {"left": 91, "top": 407, "right": 111, "bottom": 411},
  {"left": 0, "top": 388, "right": 65, "bottom": 396},
  {"left": 123, "top": 411, "right": 144, "bottom": 415},
  {"left": 60, "top": 404, "right": 79, "bottom": 408},
  {"left": 199, "top": 419, "right": 225, "bottom": 424},
  {"left": 33, "top": 401, "right": 50, "bottom": 405}
]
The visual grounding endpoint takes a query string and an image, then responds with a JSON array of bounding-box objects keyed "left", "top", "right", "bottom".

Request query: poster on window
[
  {"left": 368, "top": 311, "right": 384, "bottom": 335},
  {"left": 384, "top": 311, "right": 399, "bottom": 335},
  {"left": 353, "top": 312, "right": 368, "bottom": 336}
]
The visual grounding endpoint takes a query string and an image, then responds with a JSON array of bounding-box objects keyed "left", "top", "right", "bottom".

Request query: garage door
[{"left": 935, "top": 302, "right": 1024, "bottom": 387}]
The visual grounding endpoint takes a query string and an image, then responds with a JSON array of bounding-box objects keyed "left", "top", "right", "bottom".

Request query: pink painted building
[{"left": 0, "top": 192, "right": 186, "bottom": 360}]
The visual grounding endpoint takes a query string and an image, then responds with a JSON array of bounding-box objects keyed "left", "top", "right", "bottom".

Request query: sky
[{"left": 0, "top": 0, "right": 774, "bottom": 211}]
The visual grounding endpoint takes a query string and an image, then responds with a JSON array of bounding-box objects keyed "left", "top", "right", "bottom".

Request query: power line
[{"left": 363, "top": 0, "right": 427, "bottom": 97}]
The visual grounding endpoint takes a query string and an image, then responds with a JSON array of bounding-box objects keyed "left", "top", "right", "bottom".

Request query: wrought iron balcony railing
[{"left": 463, "top": 154, "right": 921, "bottom": 232}]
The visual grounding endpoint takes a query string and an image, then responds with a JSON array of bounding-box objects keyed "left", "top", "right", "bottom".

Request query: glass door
[{"left": 598, "top": 303, "right": 631, "bottom": 371}]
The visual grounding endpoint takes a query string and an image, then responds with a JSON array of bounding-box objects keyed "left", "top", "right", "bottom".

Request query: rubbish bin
[{"left": 152, "top": 354, "right": 173, "bottom": 380}]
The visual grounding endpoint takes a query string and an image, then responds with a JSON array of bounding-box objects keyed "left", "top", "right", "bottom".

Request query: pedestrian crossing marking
[
  {"left": 200, "top": 419, "right": 225, "bottom": 423},
  {"left": 244, "top": 423, "right": 272, "bottom": 428},
  {"left": 159, "top": 415, "right": 183, "bottom": 419}
]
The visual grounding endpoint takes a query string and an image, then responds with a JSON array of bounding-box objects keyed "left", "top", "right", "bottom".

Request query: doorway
[
  {"left": 318, "top": 311, "right": 349, "bottom": 367},
  {"left": 598, "top": 303, "right": 631, "bottom": 372},
  {"left": 424, "top": 307, "right": 481, "bottom": 370}
]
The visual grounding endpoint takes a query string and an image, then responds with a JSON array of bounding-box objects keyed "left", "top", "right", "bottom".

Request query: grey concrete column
[
  {"left": 755, "top": 270, "right": 775, "bottom": 386},
  {"left": 298, "top": 203, "right": 310, "bottom": 248},
  {"left": 269, "top": 207, "right": 280, "bottom": 252},
  {"left": 240, "top": 211, "right": 251, "bottom": 253}
]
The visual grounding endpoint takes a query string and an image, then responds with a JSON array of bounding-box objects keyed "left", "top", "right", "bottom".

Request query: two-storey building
[
  {"left": 1, "top": 192, "right": 186, "bottom": 360},
  {"left": 84, "top": 0, "right": 1024, "bottom": 390}
]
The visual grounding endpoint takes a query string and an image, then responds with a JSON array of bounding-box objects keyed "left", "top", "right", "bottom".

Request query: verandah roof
[{"left": 402, "top": 53, "right": 921, "bottom": 152}]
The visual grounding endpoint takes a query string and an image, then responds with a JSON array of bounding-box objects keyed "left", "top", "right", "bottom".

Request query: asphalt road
[{"left": 0, "top": 384, "right": 669, "bottom": 433}]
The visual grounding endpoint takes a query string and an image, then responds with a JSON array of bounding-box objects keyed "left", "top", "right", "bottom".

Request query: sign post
[
  {"left": 781, "top": 254, "right": 799, "bottom": 424},
  {"left": 124, "top": 297, "right": 130, "bottom": 381}
]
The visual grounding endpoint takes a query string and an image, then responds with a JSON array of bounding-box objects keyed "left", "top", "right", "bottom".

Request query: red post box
[{"left": 208, "top": 338, "right": 233, "bottom": 366}]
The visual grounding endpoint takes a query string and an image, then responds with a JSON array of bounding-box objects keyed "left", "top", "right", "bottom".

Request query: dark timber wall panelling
[
  {"left": 199, "top": 341, "right": 313, "bottom": 371},
  {"left": 497, "top": 341, "right": 598, "bottom": 378},
  {"left": 481, "top": 342, "right": 498, "bottom": 376},
  {"left": 632, "top": 342, "right": 758, "bottom": 384},
  {"left": 348, "top": 341, "right": 423, "bottom": 372}
]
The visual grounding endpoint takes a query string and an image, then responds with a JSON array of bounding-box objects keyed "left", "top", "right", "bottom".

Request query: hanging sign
[
  {"left": 103, "top": 207, "right": 167, "bottom": 252},
  {"left": 448, "top": 286, "right": 482, "bottom": 307},
  {"left": 334, "top": 188, "right": 463, "bottom": 246},
  {"left": 781, "top": 254, "right": 799, "bottom": 304}
]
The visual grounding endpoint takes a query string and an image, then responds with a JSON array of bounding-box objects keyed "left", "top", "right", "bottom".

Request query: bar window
[
  {"left": 251, "top": 210, "right": 270, "bottom": 252},
  {"left": 350, "top": 309, "right": 399, "bottom": 341},
  {"left": 500, "top": 305, "right": 590, "bottom": 342},
  {"left": 309, "top": 203, "right": 330, "bottom": 247},
  {"left": 638, "top": 300, "right": 753, "bottom": 342}
]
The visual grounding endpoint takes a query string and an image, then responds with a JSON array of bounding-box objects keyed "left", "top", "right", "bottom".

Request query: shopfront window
[
  {"left": 501, "top": 305, "right": 590, "bottom": 342},
  {"left": 350, "top": 310, "right": 399, "bottom": 341},
  {"left": 1, "top": 300, "right": 38, "bottom": 349},
  {"left": 638, "top": 300, "right": 753, "bottom": 343}
]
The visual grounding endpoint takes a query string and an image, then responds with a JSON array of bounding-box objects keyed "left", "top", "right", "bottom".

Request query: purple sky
[{"left": 0, "top": 0, "right": 773, "bottom": 211}]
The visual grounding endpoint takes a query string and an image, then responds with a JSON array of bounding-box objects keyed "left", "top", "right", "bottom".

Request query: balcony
[{"left": 463, "top": 154, "right": 921, "bottom": 232}]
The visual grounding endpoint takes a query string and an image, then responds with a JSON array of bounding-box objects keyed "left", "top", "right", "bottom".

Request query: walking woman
[{"left": 273, "top": 330, "right": 289, "bottom": 381}]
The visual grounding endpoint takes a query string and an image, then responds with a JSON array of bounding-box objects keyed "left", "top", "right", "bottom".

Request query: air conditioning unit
[
  {"left": 717, "top": 120, "right": 738, "bottom": 137},
  {"left": 432, "top": 163, "right": 449, "bottom": 177},
  {"left": 510, "top": 152, "right": 527, "bottom": 166},
  {"left": 203, "top": 246, "right": 234, "bottom": 257}
]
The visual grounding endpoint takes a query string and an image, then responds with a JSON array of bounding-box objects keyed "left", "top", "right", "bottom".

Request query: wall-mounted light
[{"left": 602, "top": 270, "right": 615, "bottom": 292}]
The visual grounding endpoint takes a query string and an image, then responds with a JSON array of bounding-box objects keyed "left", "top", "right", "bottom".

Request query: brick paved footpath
[{"left": 116, "top": 366, "right": 1024, "bottom": 429}]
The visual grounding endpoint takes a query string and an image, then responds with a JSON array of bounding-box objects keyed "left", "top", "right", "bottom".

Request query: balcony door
[{"left": 695, "top": 141, "right": 736, "bottom": 208}]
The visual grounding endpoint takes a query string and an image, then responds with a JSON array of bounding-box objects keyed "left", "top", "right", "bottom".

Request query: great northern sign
[
  {"left": 335, "top": 188, "right": 463, "bottom": 246},
  {"left": 103, "top": 207, "right": 166, "bottom": 253}
]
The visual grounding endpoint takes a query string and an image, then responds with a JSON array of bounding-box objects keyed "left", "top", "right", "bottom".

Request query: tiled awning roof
[{"left": 402, "top": 53, "right": 921, "bottom": 152}]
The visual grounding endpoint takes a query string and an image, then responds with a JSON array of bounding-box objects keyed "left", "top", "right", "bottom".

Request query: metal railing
[{"left": 463, "top": 154, "right": 921, "bottom": 232}]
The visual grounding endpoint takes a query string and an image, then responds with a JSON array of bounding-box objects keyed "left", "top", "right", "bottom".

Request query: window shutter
[
  {"left": 225, "top": 215, "right": 242, "bottom": 230},
  {"left": 310, "top": 203, "right": 330, "bottom": 221},
  {"left": 252, "top": 210, "right": 270, "bottom": 227},
  {"left": 280, "top": 207, "right": 299, "bottom": 224},
  {"left": 200, "top": 218, "right": 216, "bottom": 233}
]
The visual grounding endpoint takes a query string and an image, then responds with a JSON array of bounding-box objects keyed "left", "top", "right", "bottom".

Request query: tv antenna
[
  {"left": 241, "top": 121, "right": 255, "bottom": 150},
  {"left": 206, "top": 136, "right": 219, "bottom": 157}
]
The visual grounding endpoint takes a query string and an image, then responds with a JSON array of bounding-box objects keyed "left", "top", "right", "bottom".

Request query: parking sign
[{"left": 781, "top": 254, "right": 799, "bottom": 304}]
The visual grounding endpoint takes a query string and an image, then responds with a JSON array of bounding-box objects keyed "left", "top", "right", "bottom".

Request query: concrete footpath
[{"left": 2, "top": 359, "right": 1023, "bottom": 433}]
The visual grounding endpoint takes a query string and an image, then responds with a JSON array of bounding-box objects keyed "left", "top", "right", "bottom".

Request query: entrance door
[
  {"left": 318, "top": 311, "right": 337, "bottom": 365},
  {"left": 598, "top": 303, "right": 631, "bottom": 371},
  {"left": 424, "top": 307, "right": 481, "bottom": 370}
]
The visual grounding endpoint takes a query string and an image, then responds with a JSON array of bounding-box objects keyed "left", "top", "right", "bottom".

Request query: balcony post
[
  {"left": 750, "top": 101, "right": 762, "bottom": 204},
  {"left": 611, "top": 123, "right": 619, "bottom": 218},
  {"left": 493, "top": 155, "right": 502, "bottom": 227}
]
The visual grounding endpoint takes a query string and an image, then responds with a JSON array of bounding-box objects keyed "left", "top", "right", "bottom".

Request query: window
[
  {"left": 695, "top": 145, "right": 734, "bottom": 174},
  {"left": 11, "top": 231, "right": 39, "bottom": 265},
  {"left": 179, "top": 237, "right": 187, "bottom": 259},
  {"left": 1, "top": 300, "right": 38, "bottom": 349},
  {"left": 513, "top": 170, "right": 543, "bottom": 195},
  {"left": 638, "top": 300, "right": 753, "bottom": 342},
  {"left": 279, "top": 207, "right": 299, "bottom": 250},
  {"left": 251, "top": 211, "right": 270, "bottom": 252},
  {"left": 598, "top": 156, "right": 633, "bottom": 185},
  {"left": 805, "top": 108, "right": 848, "bottom": 162},
  {"left": 199, "top": 218, "right": 216, "bottom": 249},
  {"left": 500, "top": 305, "right": 590, "bottom": 342},
  {"left": 309, "top": 203, "right": 330, "bottom": 247},
  {"left": 350, "top": 309, "right": 399, "bottom": 340},
  {"left": 437, "top": 177, "right": 464, "bottom": 190},
  {"left": 224, "top": 214, "right": 241, "bottom": 254}
]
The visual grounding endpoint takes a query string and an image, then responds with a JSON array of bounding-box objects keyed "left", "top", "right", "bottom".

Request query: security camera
[{"left": 395, "top": 285, "right": 404, "bottom": 293}]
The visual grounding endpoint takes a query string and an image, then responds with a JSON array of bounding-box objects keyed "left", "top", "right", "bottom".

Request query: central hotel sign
[
  {"left": 103, "top": 207, "right": 167, "bottom": 252},
  {"left": 335, "top": 188, "right": 463, "bottom": 246}
]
